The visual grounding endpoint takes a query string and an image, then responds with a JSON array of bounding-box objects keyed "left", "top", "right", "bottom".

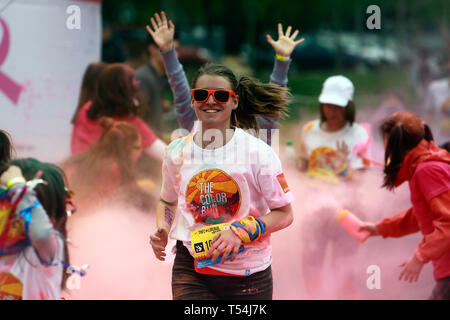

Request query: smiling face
[{"left": 191, "top": 75, "right": 239, "bottom": 130}]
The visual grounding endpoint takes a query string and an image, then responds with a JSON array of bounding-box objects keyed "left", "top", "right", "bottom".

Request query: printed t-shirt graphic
[
  {"left": 186, "top": 169, "right": 241, "bottom": 225},
  {"left": 161, "top": 128, "right": 294, "bottom": 276},
  {"left": 0, "top": 272, "right": 22, "bottom": 300},
  {"left": 299, "top": 120, "right": 371, "bottom": 182},
  {"left": 308, "top": 146, "right": 340, "bottom": 182}
]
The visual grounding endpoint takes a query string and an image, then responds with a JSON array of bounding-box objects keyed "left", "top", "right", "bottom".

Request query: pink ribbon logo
[{"left": 0, "top": 17, "right": 22, "bottom": 105}]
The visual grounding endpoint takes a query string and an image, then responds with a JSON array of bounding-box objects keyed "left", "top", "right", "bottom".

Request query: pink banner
[{"left": 0, "top": 18, "right": 22, "bottom": 105}]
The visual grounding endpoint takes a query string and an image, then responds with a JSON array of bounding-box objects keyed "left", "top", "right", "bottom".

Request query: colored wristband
[
  {"left": 336, "top": 163, "right": 349, "bottom": 177},
  {"left": 276, "top": 55, "right": 289, "bottom": 61},
  {"left": 7, "top": 177, "right": 26, "bottom": 189},
  {"left": 231, "top": 216, "right": 266, "bottom": 244}
]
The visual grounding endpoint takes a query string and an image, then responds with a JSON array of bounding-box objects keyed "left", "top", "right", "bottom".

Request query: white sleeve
[
  {"left": 256, "top": 146, "right": 294, "bottom": 210},
  {"left": 146, "top": 139, "right": 166, "bottom": 163}
]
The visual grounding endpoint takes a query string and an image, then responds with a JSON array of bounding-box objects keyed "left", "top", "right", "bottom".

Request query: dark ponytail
[
  {"left": 380, "top": 111, "right": 432, "bottom": 190},
  {"left": 423, "top": 123, "right": 434, "bottom": 142},
  {"left": 382, "top": 124, "right": 404, "bottom": 190},
  {"left": 192, "top": 63, "right": 291, "bottom": 130},
  {"left": 0, "top": 130, "right": 13, "bottom": 175},
  {"left": 233, "top": 76, "right": 290, "bottom": 129}
]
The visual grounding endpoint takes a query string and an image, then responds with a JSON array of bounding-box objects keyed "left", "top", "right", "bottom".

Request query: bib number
[{"left": 191, "top": 223, "right": 244, "bottom": 268}]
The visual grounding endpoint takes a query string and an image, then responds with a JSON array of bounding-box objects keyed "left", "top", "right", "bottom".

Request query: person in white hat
[
  {"left": 296, "top": 75, "right": 370, "bottom": 176},
  {"left": 295, "top": 75, "right": 373, "bottom": 299}
]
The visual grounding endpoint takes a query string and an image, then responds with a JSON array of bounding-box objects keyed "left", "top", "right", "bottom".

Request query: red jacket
[{"left": 376, "top": 139, "right": 450, "bottom": 281}]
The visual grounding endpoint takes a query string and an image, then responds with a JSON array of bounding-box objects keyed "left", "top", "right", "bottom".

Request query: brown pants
[
  {"left": 429, "top": 276, "right": 450, "bottom": 300},
  {"left": 171, "top": 241, "right": 273, "bottom": 300}
]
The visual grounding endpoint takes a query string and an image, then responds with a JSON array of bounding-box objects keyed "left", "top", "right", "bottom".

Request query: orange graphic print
[
  {"left": 276, "top": 173, "right": 290, "bottom": 193},
  {"left": 307, "top": 146, "right": 341, "bottom": 183},
  {"left": 0, "top": 273, "right": 23, "bottom": 300},
  {"left": 186, "top": 169, "right": 241, "bottom": 224},
  {"left": 309, "top": 146, "right": 336, "bottom": 170},
  {"left": 0, "top": 191, "right": 13, "bottom": 244}
]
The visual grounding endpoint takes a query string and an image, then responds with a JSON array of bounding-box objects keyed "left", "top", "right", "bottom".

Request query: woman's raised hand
[
  {"left": 146, "top": 11, "right": 175, "bottom": 52},
  {"left": 266, "top": 23, "right": 305, "bottom": 58}
]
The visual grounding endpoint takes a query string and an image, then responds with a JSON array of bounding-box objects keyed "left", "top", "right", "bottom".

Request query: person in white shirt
[
  {"left": 148, "top": 13, "right": 297, "bottom": 300},
  {"left": 295, "top": 75, "right": 372, "bottom": 299}
]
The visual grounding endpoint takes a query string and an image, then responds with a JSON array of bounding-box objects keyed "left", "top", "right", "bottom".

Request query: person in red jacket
[{"left": 360, "top": 110, "right": 450, "bottom": 300}]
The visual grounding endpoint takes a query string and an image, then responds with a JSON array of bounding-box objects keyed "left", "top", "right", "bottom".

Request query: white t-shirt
[
  {"left": 424, "top": 78, "right": 450, "bottom": 114},
  {"left": 0, "top": 235, "right": 64, "bottom": 300},
  {"left": 161, "top": 128, "right": 294, "bottom": 276},
  {"left": 298, "top": 120, "right": 371, "bottom": 182},
  {"left": 424, "top": 78, "right": 450, "bottom": 142}
]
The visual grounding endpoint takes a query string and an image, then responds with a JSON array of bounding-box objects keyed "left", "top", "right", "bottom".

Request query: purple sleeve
[
  {"left": 161, "top": 48, "right": 197, "bottom": 131},
  {"left": 269, "top": 57, "right": 291, "bottom": 88}
]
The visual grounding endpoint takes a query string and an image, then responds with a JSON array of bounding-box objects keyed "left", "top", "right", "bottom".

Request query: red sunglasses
[{"left": 191, "top": 89, "right": 236, "bottom": 104}]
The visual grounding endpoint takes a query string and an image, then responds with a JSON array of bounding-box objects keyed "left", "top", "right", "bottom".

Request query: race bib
[{"left": 191, "top": 223, "right": 244, "bottom": 268}]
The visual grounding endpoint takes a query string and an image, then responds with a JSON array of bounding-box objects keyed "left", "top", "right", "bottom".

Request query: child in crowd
[{"left": 295, "top": 75, "right": 372, "bottom": 299}]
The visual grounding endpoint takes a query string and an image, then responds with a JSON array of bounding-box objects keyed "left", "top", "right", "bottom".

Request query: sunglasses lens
[
  {"left": 214, "top": 90, "right": 230, "bottom": 103},
  {"left": 193, "top": 89, "right": 209, "bottom": 101}
]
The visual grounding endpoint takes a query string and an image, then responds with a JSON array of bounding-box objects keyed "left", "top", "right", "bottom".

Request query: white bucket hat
[{"left": 318, "top": 75, "right": 354, "bottom": 107}]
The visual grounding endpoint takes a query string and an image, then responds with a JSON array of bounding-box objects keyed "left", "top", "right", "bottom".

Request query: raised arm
[
  {"left": 259, "top": 24, "right": 305, "bottom": 133},
  {"left": 267, "top": 23, "right": 304, "bottom": 87},
  {"left": 146, "top": 11, "right": 196, "bottom": 132}
]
